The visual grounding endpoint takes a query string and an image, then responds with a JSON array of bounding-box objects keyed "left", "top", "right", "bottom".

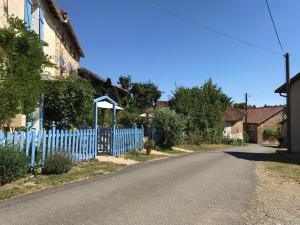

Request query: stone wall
[
  {"left": 257, "top": 111, "right": 286, "bottom": 144},
  {"left": 224, "top": 120, "right": 244, "bottom": 139}
]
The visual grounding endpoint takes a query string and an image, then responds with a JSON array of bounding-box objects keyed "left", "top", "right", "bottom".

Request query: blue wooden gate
[{"left": 98, "top": 127, "right": 144, "bottom": 156}]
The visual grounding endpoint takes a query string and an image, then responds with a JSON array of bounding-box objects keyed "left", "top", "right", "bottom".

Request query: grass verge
[
  {"left": 124, "top": 151, "right": 167, "bottom": 162},
  {"left": 176, "top": 144, "right": 231, "bottom": 152},
  {"left": 257, "top": 151, "right": 300, "bottom": 183},
  {"left": 158, "top": 149, "right": 187, "bottom": 155},
  {"left": 0, "top": 160, "right": 126, "bottom": 201}
]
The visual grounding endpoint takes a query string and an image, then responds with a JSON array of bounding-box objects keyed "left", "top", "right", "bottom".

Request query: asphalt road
[{"left": 0, "top": 145, "right": 267, "bottom": 225}]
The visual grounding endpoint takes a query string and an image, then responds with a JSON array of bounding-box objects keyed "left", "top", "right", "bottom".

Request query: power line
[
  {"left": 153, "top": 4, "right": 282, "bottom": 56},
  {"left": 265, "top": 0, "right": 285, "bottom": 55}
]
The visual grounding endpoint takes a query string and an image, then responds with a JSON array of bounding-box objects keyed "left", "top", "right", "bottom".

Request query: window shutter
[
  {"left": 24, "top": 0, "right": 32, "bottom": 30},
  {"left": 39, "top": 6, "right": 44, "bottom": 40}
]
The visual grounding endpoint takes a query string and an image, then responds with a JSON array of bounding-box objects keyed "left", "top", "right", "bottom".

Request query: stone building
[
  {"left": 245, "top": 106, "right": 286, "bottom": 144},
  {"left": 0, "top": 0, "right": 84, "bottom": 129},
  {"left": 276, "top": 73, "right": 300, "bottom": 153},
  {"left": 224, "top": 107, "right": 245, "bottom": 140}
]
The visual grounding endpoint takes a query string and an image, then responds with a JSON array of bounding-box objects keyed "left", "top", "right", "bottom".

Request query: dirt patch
[
  {"left": 245, "top": 162, "right": 300, "bottom": 225},
  {"left": 97, "top": 155, "right": 137, "bottom": 165}
]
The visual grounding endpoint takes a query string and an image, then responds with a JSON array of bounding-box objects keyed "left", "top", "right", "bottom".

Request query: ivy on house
[{"left": 0, "top": 17, "right": 53, "bottom": 127}]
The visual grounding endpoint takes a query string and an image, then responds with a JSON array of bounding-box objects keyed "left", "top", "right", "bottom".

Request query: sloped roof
[
  {"left": 45, "top": 0, "right": 84, "bottom": 57},
  {"left": 275, "top": 72, "right": 300, "bottom": 93},
  {"left": 246, "top": 106, "right": 285, "bottom": 124},
  {"left": 224, "top": 107, "right": 245, "bottom": 122},
  {"left": 156, "top": 101, "right": 169, "bottom": 108},
  {"left": 78, "top": 68, "right": 128, "bottom": 94}
]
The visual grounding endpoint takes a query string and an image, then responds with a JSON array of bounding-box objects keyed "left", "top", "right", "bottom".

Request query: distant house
[
  {"left": 144, "top": 100, "right": 169, "bottom": 115},
  {"left": 78, "top": 68, "right": 128, "bottom": 103},
  {"left": 224, "top": 107, "right": 245, "bottom": 140},
  {"left": 275, "top": 73, "right": 300, "bottom": 153},
  {"left": 245, "top": 106, "right": 286, "bottom": 144}
]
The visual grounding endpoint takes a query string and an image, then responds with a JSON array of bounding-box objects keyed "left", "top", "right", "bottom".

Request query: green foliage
[
  {"left": 243, "top": 131, "right": 250, "bottom": 143},
  {"left": 117, "top": 110, "right": 143, "bottom": 127},
  {"left": 118, "top": 75, "right": 132, "bottom": 91},
  {"left": 130, "top": 82, "right": 162, "bottom": 111},
  {"left": 170, "top": 79, "right": 231, "bottom": 144},
  {"left": 42, "top": 152, "right": 73, "bottom": 175},
  {"left": 0, "top": 145, "right": 28, "bottom": 186},
  {"left": 44, "top": 76, "right": 95, "bottom": 129},
  {"left": 0, "top": 17, "right": 53, "bottom": 126},
  {"left": 263, "top": 128, "right": 281, "bottom": 141},
  {"left": 151, "top": 109, "right": 186, "bottom": 149},
  {"left": 221, "top": 137, "right": 245, "bottom": 146},
  {"left": 144, "top": 139, "right": 155, "bottom": 151}
]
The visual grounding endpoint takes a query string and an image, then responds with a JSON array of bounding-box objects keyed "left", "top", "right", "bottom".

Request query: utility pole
[
  {"left": 245, "top": 93, "right": 248, "bottom": 123},
  {"left": 285, "top": 53, "right": 292, "bottom": 153}
]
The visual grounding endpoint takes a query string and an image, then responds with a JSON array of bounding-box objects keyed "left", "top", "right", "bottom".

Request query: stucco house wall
[
  {"left": 0, "top": 0, "right": 83, "bottom": 130},
  {"left": 290, "top": 79, "right": 300, "bottom": 153},
  {"left": 224, "top": 120, "right": 243, "bottom": 139}
]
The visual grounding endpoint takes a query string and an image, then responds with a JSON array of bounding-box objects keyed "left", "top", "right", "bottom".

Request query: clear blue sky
[{"left": 57, "top": 0, "right": 300, "bottom": 106}]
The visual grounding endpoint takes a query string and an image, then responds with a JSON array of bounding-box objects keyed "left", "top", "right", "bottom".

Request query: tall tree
[
  {"left": 0, "top": 17, "right": 52, "bottom": 127},
  {"left": 170, "top": 79, "right": 231, "bottom": 143},
  {"left": 130, "top": 81, "right": 162, "bottom": 111}
]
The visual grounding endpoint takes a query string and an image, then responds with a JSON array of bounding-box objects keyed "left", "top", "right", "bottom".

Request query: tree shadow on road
[{"left": 224, "top": 150, "right": 300, "bottom": 166}]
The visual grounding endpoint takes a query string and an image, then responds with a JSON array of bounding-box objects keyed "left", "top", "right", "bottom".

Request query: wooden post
[
  {"left": 285, "top": 53, "right": 292, "bottom": 153},
  {"left": 94, "top": 102, "right": 98, "bottom": 158}
]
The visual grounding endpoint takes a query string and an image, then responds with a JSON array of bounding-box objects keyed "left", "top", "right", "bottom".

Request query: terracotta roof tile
[
  {"left": 246, "top": 106, "right": 285, "bottom": 124},
  {"left": 224, "top": 107, "right": 245, "bottom": 122}
]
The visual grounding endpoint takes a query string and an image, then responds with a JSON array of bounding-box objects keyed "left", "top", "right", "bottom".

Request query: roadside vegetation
[
  {"left": 0, "top": 159, "right": 125, "bottom": 200},
  {"left": 257, "top": 151, "right": 300, "bottom": 183},
  {"left": 176, "top": 144, "right": 231, "bottom": 152}
]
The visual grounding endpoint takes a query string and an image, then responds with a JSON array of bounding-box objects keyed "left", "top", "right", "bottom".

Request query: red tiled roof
[
  {"left": 156, "top": 101, "right": 169, "bottom": 108},
  {"left": 224, "top": 107, "right": 245, "bottom": 122},
  {"left": 246, "top": 106, "right": 285, "bottom": 124},
  {"left": 78, "top": 68, "right": 128, "bottom": 94}
]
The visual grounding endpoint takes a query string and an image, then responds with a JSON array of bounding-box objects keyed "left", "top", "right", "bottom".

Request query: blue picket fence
[
  {"left": 0, "top": 128, "right": 97, "bottom": 168},
  {"left": 112, "top": 127, "right": 144, "bottom": 156},
  {"left": 0, "top": 126, "right": 144, "bottom": 168}
]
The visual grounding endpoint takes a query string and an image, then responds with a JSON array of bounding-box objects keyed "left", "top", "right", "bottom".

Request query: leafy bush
[
  {"left": 0, "top": 145, "right": 28, "bottom": 186},
  {"left": 263, "top": 128, "right": 281, "bottom": 142},
  {"left": 0, "top": 17, "right": 53, "bottom": 127},
  {"left": 151, "top": 109, "right": 186, "bottom": 149},
  {"left": 44, "top": 76, "right": 95, "bottom": 129},
  {"left": 169, "top": 79, "right": 231, "bottom": 144},
  {"left": 42, "top": 152, "right": 73, "bottom": 175},
  {"left": 243, "top": 131, "right": 250, "bottom": 143},
  {"left": 222, "top": 137, "right": 245, "bottom": 146},
  {"left": 144, "top": 139, "right": 155, "bottom": 150}
]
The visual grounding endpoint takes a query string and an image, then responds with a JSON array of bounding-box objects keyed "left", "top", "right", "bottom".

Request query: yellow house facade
[{"left": 0, "top": 0, "right": 84, "bottom": 130}]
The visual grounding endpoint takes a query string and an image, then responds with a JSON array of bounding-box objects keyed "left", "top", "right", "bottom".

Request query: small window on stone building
[{"left": 31, "top": 1, "right": 39, "bottom": 33}]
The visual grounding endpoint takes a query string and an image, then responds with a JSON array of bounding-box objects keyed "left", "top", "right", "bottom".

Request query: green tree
[
  {"left": 118, "top": 75, "right": 132, "bottom": 91},
  {"left": 0, "top": 17, "right": 53, "bottom": 127},
  {"left": 170, "top": 79, "right": 231, "bottom": 143},
  {"left": 130, "top": 82, "right": 162, "bottom": 111},
  {"left": 44, "top": 76, "right": 95, "bottom": 129}
]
